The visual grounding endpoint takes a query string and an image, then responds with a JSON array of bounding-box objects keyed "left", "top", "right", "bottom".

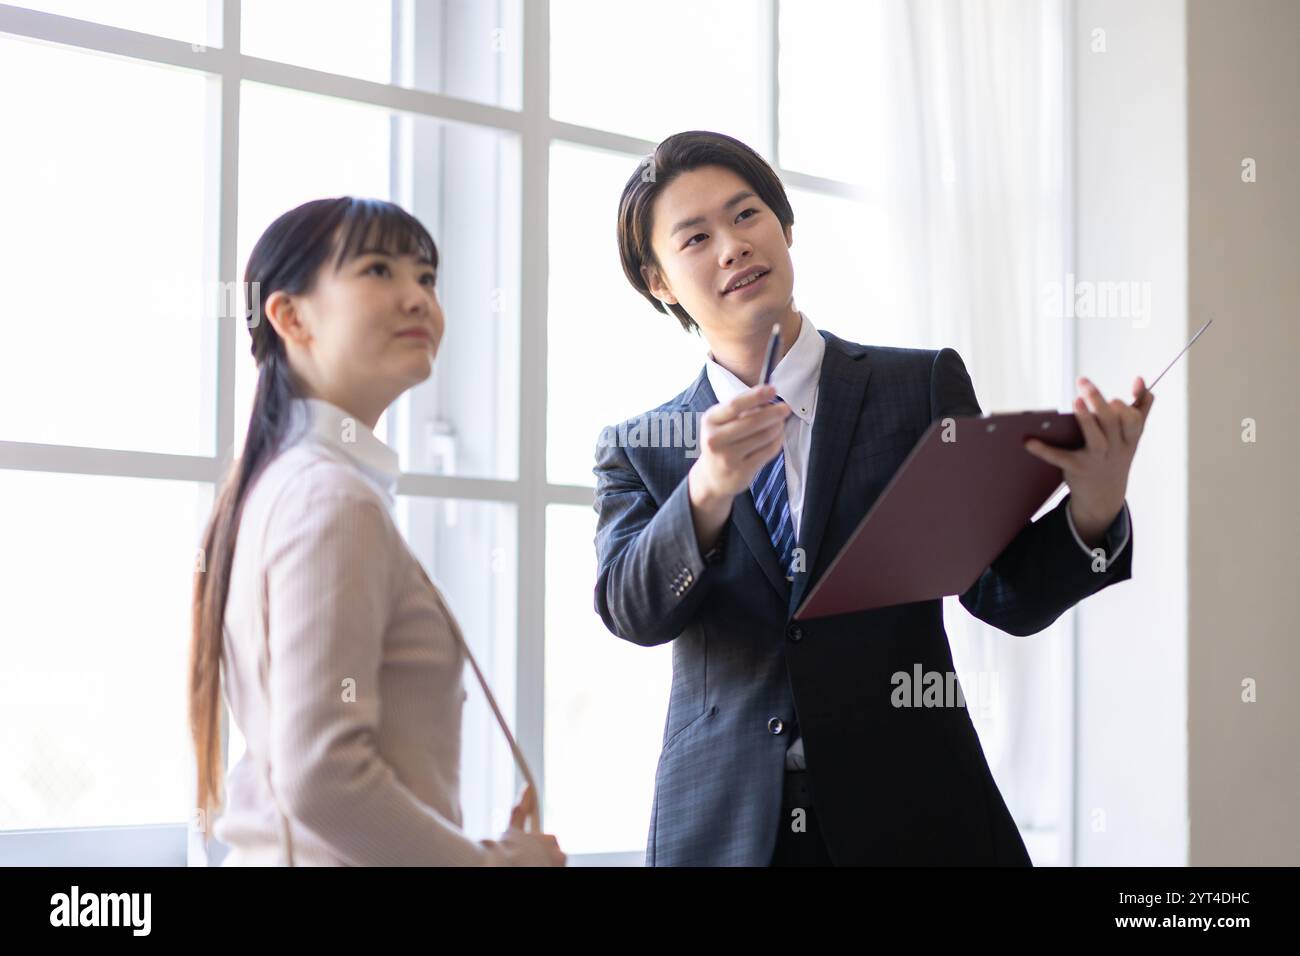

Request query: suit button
[
  {"left": 786, "top": 624, "right": 803, "bottom": 642},
  {"left": 767, "top": 717, "right": 785, "bottom": 735}
]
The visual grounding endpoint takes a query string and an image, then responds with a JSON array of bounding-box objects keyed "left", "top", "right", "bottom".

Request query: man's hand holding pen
[{"left": 687, "top": 384, "right": 793, "bottom": 553}]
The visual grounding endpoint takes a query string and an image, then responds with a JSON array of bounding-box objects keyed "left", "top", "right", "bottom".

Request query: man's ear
[
  {"left": 265, "top": 290, "right": 311, "bottom": 347},
  {"left": 640, "top": 262, "right": 678, "bottom": 306}
]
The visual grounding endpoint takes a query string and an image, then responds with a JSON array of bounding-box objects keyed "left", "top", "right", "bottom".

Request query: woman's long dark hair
[{"left": 189, "top": 197, "right": 438, "bottom": 827}]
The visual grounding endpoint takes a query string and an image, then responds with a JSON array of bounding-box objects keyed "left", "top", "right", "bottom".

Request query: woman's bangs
[{"left": 332, "top": 200, "right": 438, "bottom": 272}]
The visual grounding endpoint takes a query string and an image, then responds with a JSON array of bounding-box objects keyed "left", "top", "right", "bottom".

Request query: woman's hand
[
  {"left": 508, "top": 782, "right": 541, "bottom": 831},
  {"left": 482, "top": 784, "right": 566, "bottom": 866}
]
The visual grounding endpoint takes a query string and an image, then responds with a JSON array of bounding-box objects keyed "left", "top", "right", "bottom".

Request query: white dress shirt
[
  {"left": 214, "top": 397, "right": 534, "bottom": 865},
  {"left": 704, "top": 312, "right": 1131, "bottom": 770}
]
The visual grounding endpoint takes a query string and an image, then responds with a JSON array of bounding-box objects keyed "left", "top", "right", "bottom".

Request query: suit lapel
[
  {"left": 788, "top": 332, "right": 872, "bottom": 617},
  {"left": 684, "top": 369, "right": 793, "bottom": 600}
]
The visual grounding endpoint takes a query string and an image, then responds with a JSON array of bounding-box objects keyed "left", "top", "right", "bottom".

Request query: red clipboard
[{"left": 793, "top": 410, "right": 1084, "bottom": 620}]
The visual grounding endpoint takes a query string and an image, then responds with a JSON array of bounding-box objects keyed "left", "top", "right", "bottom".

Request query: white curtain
[{"left": 883, "top": 0, "right": 1072, "bottom": 839}]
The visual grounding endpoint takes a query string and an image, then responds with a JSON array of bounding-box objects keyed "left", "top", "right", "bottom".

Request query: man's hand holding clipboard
[
  {"left": 1023, "top": 319, "right": 1208, "bottom": 547},
  {"left": 1022, "top": 375, "right": 1154, "bottom": 547}
]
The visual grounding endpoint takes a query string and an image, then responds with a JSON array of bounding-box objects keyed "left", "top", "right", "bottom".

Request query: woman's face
[{"left": 272, "top": 236, "right": 444, "bottom": 421}]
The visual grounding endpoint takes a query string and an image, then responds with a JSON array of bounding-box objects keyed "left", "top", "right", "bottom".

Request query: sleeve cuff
[
  {"left": 1065, "top": 498, "right": 1131, "bottom": 571},
  {"left": 659, "top": 474, "right": 718, "bottom": 600}
]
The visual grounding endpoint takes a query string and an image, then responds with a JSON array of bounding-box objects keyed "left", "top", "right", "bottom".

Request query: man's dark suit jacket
[{"left": 592, "top": 329, "right": 1133, "bottom": 866}]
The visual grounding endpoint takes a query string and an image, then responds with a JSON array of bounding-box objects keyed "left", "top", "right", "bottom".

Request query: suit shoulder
[
  {"left": 821, "top": 326, "right": 938, "bottom": 368},
  {"left": 854, "top": 343, "right": 974, "bottom": 386},
  {"left": 860, "top": 343, "right": 945, "bottom": 368}
]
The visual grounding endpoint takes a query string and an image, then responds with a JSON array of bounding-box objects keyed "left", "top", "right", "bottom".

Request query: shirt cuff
[{"left": 1065, "top": 498, "right": 1131, "bottom": 571}]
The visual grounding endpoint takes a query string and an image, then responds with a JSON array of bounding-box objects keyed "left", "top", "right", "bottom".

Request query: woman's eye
[
  {"left": 685, "top": 233, "right": 707, "bottom": 247},
  {"left": 420, "top": 273, "right": 437, "bottom": 287},
  {"left": 365, "top": 261, "right": 391, "bottom": 276},
  {"left": 737, "top": 208, "right": 758, "bottom": 221}
]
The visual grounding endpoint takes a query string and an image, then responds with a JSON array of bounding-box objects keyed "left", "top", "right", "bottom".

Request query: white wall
[{"left": 1074, "top": 0, "right": 1189, "bottom": 865}]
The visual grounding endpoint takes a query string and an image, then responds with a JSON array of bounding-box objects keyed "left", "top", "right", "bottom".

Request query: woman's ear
[
  {"left": 641, "top": 263, "right": 677, "bottom": 306},
  {"left": 265, "top": 290, "right": 311, "bottom": 347},
  {"left": 784, "top": 223, "right": 794, "bottom": 249}
]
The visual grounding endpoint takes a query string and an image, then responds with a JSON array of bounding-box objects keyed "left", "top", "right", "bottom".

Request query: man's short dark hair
[{"left": 616, "top": 130, "right": 795, "bottom": 335}]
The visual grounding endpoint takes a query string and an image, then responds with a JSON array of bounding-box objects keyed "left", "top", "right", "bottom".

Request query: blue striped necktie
[{"left": 750, "top": 397, "right": 796, "bottom": 582}]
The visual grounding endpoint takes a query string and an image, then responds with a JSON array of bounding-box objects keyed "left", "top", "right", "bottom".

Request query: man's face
[{"left": 642, "top": 165, "right": 795, "bottom": 339}]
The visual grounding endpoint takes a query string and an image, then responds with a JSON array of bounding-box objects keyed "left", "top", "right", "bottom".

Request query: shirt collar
[
  {"left": 286, "top": 396, "right": 400, "bottom": 503},
  {"left": 704, "top": 311, "right": 825, "bottom": 423}
]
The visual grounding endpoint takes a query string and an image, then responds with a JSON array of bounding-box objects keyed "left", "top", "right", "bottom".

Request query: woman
[{"left": 189, "top": 197, "right": 565, "bottom": 866}]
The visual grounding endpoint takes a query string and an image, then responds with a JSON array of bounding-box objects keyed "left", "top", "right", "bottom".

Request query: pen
[
  {"left": 759, "top": 322, "right": 781, "bottom": 394},
  {"left": 1143, "top": 318, "right": 1212, "bottom": 395}
]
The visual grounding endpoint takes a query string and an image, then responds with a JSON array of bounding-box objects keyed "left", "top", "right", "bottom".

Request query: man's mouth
[{"left": 722, "top": 268, "right": 770, "bottom": 295}]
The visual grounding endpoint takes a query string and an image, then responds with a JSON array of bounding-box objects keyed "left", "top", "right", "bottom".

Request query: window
[
  {"left": 0, "top": 471, "right": 210, "bottom": 830},
  {"left": 1, "top": 0, "right": 1072, "bottom": 866},
  {"left": 549, "top": 0, "right": 768, "bottom": 145},
  {"left": 0, "top": 35, "right": 213, "bottom": 456},
  {"left": 9, "top": 0, "right": 217, "bottom": 47},
  {"left": 241, "top": 0, "right": 522, "bottom": 108}
]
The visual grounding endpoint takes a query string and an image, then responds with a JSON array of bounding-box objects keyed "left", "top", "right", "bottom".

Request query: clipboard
[
  {"left": 793, "top": 319, "right": 1209, "bottom": 620},
  {"left": 792, "top": 409, "right": 1083, "bottom": 620}
]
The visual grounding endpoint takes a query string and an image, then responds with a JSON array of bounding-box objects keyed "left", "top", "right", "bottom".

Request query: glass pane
[
  {"left": 0, "top": 37, "right": 215, "bottom": 455},
  {"left": 0, "top": 472, "right": 212, "bottom": 830},
  {"left": 12, "top": 0, "right": 219, "bottom": 47},
  {"left": 235, "top": 81, "right": 520, "bottom": 481},
  {"left": 544, "top": 505, "right": 670, "bottom": 856},
  {"left": 241, "top": 0, "right": 521, "bottom": 110},
  {"left": 550, "top": 0, "right": 767, "bottom": 145},
  {"left": 396, "top": 496, "right": 517, "bottom": 842},
  {"left": 786, "top": 185, "right": 916, "bottom": 347},
  {"left": 778, "top": 0, "right": 895, "bottom": 184},
  {"left": 547, "top": 142, "right": 705, "bottom": 487}
]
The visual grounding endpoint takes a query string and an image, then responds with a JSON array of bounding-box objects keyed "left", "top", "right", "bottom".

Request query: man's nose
[{"left": 720, "top": 239, "right": 752, "bottom": 268}]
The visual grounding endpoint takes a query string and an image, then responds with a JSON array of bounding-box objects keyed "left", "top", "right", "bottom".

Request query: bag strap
[{"left": 414, "top": 564, "right": 542, "bottom": 832}]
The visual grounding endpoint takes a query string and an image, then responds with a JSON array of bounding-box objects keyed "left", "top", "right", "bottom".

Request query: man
[{"left": 593, "top": 130, "right": 1153, "bottom": 866}]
